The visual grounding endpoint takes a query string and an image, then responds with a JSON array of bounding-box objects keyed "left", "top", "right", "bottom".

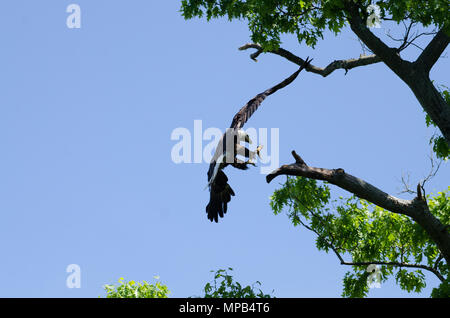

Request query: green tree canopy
[
  {"left": 181, "top": 0, "right": 449, "bottom": 49},
  {"left": 270, "top": 177, "right": 449, "bottom": 297},
  {"left": 102, "top": 269, "right": 272, "bottom": 298},
  {"left": 103, "top": 277, "right": 171, "bottom": 298},
  {"left": 202, "top": 268, "right": 273, "bottom": 298}
]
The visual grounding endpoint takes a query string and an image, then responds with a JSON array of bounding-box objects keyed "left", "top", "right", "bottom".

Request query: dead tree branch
[{"left": 239, "top": 43, "right": 382, "bottom": 77}]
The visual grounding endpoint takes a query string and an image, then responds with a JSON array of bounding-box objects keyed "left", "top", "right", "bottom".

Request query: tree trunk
[
  {"left": 409, "top": 199, "right": 450, "bottom": 266},
  {"left": 346, "top": 7, "right": 450, "bottom": 145},
  {"left": 405, "top": 70, "right": 450, "bottom": 146}
]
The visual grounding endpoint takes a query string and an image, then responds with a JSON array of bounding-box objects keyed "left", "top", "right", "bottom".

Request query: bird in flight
[{"left": 205, "top": 58, "right": 312, "bottom": 223}]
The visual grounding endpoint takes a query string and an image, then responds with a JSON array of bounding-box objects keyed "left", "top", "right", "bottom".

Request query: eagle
[{"left": 206, "top": 58, "right": 312, "bottom": 223}]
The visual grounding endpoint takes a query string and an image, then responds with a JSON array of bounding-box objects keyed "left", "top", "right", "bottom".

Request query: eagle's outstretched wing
[
  {"left": 206, "top": 58, "right": 312, "bottom": 223},
  {"left": 230, "top": 57, "right": 312, "bottom": 130}
]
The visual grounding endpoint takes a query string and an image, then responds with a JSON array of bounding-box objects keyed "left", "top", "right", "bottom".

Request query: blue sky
[{"left": 0, "top": 1, "right": 448, "bottom": 298}]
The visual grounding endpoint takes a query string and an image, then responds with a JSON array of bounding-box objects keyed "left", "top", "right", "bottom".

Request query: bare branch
[
  {"left": 357, "top": 37, "right": 372, "bottom": 55},
  {"left": 267, "top": 151, "right": 414, "bottom": 217},
  {"left": 398, "top": 150, "right": 441, "bottom": 196},
  {"left": 267, "top": 150, "right": 450, "bottom": 265},
  {"left": 420, "top": 152, "right": 442, "bottom": 190},
  {"left": 239, "top": 43, "right": 382, "bottom": 77},
  {"left": 398, "top": 21, "right": 416, "bottom": 51},
  {"left": 398, "top": 171, "right": 416, "bottom": 195},
  {"left": 385, "top": 22, "right": 439, "bottom": 54}
]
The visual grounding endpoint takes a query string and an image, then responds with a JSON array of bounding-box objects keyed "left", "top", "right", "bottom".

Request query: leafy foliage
[
  {"left": 181, "top": 0, "right": 449, "bottom": 50},
  {"left": 342, "top": 271, "right": 371, "bottom": 298},
  {"left": 431, "top": 277, "right": 450, "bottom": 298},
  {"left": 202, "top": 268, "right": 273, "bottom": 298},
  {"left": 270, "top": 176, "right": 449, "bottom": 297},
  {"left": 103, "top": 277, "right": 170, "bottom": 298},
  {"left": 103, "top": 270, "right": 272, "bottom": 298}
]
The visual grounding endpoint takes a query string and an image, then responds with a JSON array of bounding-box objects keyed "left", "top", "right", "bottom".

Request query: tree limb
[
  {"left": 343, "top": 4, "right": 450, "bottom": 145},
  {"left": 267, "top": 151, "right": 414, "bottom": 217},
  {"left": 340, "top": 261, "right": 445, "bottom": 282},
  {"left": 434, "top": 254, "right": 444, "bottom": 271},
  {"left": 239, "top": 43, "right": 382, "bottom": 77},
  {"left": 415, "top": 28, "right": 450, "bottom": 73},
  {"left": 267, "top": 151, "right": 450, "bottom": 265},
  {"left": 344, "top": 4, "right": 412, "bottom": 80}
]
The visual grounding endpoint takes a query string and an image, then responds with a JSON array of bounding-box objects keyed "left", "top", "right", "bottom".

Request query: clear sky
[{"left": 0, "top": 1, "right": 448, "bottom": 298}]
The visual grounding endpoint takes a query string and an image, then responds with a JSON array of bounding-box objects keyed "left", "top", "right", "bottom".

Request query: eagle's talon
[
  {"left": 246, "top": 160, "right": 257, "bottom": 167},
  {"left": 256, "top": 145, "right": 263, "bottom": 159}
]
